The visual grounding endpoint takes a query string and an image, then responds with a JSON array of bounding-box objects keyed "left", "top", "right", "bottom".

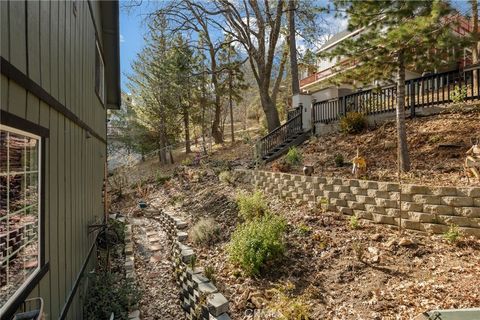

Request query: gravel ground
[{"left": 132, "top": 217, "right": 184, "bottom": 320}]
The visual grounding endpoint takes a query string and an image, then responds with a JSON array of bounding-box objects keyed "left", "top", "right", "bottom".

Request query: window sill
[{"left": 0, "top": 262, "right": 49, "bottom": 320}]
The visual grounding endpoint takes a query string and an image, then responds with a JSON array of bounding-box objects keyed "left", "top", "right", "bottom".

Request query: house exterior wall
[{"left": 1, "top": 1, "right": 113, "bottom": 319}]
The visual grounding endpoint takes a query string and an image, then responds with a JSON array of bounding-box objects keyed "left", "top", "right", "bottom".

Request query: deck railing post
[{"left": 410, "top": 80, "right": 416, "bottom": 118}]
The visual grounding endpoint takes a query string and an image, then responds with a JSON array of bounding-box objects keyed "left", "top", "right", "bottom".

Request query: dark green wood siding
[{"left": 1, "top": 1, "right": 109, "bottom": 318}]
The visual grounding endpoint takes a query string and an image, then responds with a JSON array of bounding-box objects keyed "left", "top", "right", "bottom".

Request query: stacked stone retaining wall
[
  {"left": 149, "top": 209, "right": 230, "bottom": 320},
  {"left": 235, "top": 169, "right": 480, "bottom": 237}
]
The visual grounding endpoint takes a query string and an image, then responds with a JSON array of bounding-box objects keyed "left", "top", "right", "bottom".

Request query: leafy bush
[
  {"left": 236, "top": 190, "right": 269, "bottom": 220},
  {"left": 190, "top": 218, "right": 221, "bottom": 246},
  {"left": 285, "top": 147, "right": 302, "bottom": 166},
  {"left": 444, "top": 224, "right": 461, "bottom": 244},
  {"left": 219, "top": 170, "right": 234, "bottom": 184},
  {"left": 334, "top": 153, "right": 344, "bottom": 167},
  {"left": 84, "top": 272, "right": 141, "bottom": 320},
  {"left": 339, "top": 112, "right": 367, "bottom": 134},
  {"left": 228, "top": 214, "right": 286, "bottom": 276}
]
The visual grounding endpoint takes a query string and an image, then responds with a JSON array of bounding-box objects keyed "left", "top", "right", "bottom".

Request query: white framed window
[
  {"left": 95, "top": 40, "right": 105, "bottom": 105},
  {"left": 0, "top": 125, "right": 41, "bottom": 312}
]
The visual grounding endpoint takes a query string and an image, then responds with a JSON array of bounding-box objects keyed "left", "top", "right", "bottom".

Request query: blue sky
[{"left": 119, "top": 0, "right": 473, "bottom": 92}]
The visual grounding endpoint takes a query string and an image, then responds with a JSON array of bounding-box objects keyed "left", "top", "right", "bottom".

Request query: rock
[
  {"left": 248, "top": 291, "right": 266, "bottom": 309},
  {"left": 398, "top": 238, "right": 417, "bottom": 247},
  {"left": 385, "top": 238, "right": 397, "bottom": 248},
  {"left": 371, "top": 233, "right": 382, "bottom": 241}
]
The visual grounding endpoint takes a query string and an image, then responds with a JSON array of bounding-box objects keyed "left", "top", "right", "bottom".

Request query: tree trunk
[
  {"left": 471, "top": 0, "right": 479, "bottom": 93},
  {"left": 288, "top": 0, "right": 300, "bottom": 95},
  {"left": 260, "top": 90, "right": 281, "bottom": 132},
  {"left": 229, "top": 70, "right": 235, "bottom": 144},
  {"left": 183, "top": 104, "right": 191, "bottom": 153},
  {"left": 396, "top": 51, "right": 410, "bottom": 172}
]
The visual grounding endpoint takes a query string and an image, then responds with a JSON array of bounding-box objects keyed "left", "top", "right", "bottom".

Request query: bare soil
[
  {"left": 134, "top": 166, "right": 480, "bottom": 320},
  {"left": 268, "top": 110, "right": 480, "bottom": 187}
]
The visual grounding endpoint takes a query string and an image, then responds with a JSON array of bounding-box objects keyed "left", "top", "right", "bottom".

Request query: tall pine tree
[{"left": 328, "top": 0, "right": 465, "bottom": 172}]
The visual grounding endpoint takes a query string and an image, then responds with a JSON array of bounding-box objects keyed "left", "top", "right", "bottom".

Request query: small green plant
[
  {"left": 155, "top": 171, "right": 171, "bottom": 185},
  {"left": 236, "top": 190, "right": 269, "bottom": 220},
  {"left": 190, "top": 218, "right": 221, "bottom": 246},
  {"left": 339, "top": 111, "right": 367, "bottom": 134},
  {"left": 285, "top": 147, "right": 302, "bottom": 166},
  {"left": 444, "top": 224, "right": 461, "bottom": 244},
  {"left": 269, "top": 289, "right": 311, "bottom": 320},
  {"left": 84, "top": 272, "right": 141, "bottom": 320},
  {"left": 334, "top": 153, "right": 344, "bottom": 167},
  {"left": 228, "top": 214, "right": 286, "bottom": 276},
  {"left": 218, "top": 170, "right": 234, "bottom": 184},
  {"left": 352, "top": 242, "right": 365, "bottom": 262},
  {"left": 204, "top": 265, "right": 217, "bottom": 285},
  {"left": 349, "top": 216, "right": 360, "bottom": 229},
  {"left": 296, "top": 224, "right": 312, "bottom": 236},
  {"left": 451, "top": 85, "right": 467, "bottom": 104},
  {"left": 181, "top": 157, "right": 193, "bottom": 166}
]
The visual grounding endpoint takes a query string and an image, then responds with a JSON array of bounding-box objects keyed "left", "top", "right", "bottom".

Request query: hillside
[{"left": 267, "top": 109, "right": 480, "bottom": 187}]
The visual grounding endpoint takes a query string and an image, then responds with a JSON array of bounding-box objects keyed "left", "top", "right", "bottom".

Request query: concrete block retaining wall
[
  {"left": 234, "top": 169, "right": 480, "bottom": 237},
  {"left": 151, "top": 209, "right": 231, "bottom": 320}
]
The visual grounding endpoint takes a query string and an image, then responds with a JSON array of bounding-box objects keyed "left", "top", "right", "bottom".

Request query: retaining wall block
[
  {"left": 408, "top": 212, "right": 436, "bottom": 223},
  {"left": 330, "top": 198, "right": 347, "bottom": 207},
  {"left": 402, "top": 185, "right": 431, "bottom": 195},
  {"left": 431, "top": 186, "right": 458, "bottom": 196},
  {"left": 350, "top": 187, "right": 367, "bottom": 196},
  {"left": 207, "top": 293, "right": 229, "bottom": 317},
  {"left": 401, "top": 202, "right": 424, "bottom": 212},
  {"left": 339, "top": 193, "right": 356, "bottom": 201},
  {"left": 353, "top": 210, "right": 373, "bottom": 220},
  {"left": 474, "top": 198, "right": 480, "bottom": 207},
  {"left": 439, "top": 215, "right": 475, "bottom": 227},
  {"left": 412, "top": 195, "right": 442, "bottom": 205},
  {"left": 401, "top": 220, "right": 423, "bottom": 231},
  {"left": 355, "top": 195, "right": 376, "bottom": 205},
  {"left": 358, "top": 180, "right": 378, "bottom": 189},
  {"left": 385, "top": 208, "right": 400, "bottom": 217},
  {"left": 421, "top": 223, "right": 449, "bottom": 234},
  {"left": 423, "top": 204, "right": 454, "bottom": 216},
  {"left": 347, "top": 201, "right": 365, "bottom": 210},
  {"left": 338, "top": 207, "right": 354, "bottom": 215},
  {"left": 457, "top": 187, "right": 480, "bottom": 198},
  {"left": 441, "top": 196, "right": 474, "bottom": 207},
  {"left": 454, "top": 207, "right": 480, "bottom": 218},
  {"left": 372, "top": 213, "right": 395, "bottom": 225},
  {"left": 334, "top": 185, "right": 350, "bottom": 193},
  {"left": 320, "top": 184, "right": 334, "bottom": 192},
  {"left": 324, "top": 191, "right": 340, "bottom": 199},
  {"left": 365, "top": 204, "right": 386, "bottom": 214},
  {"left": 459, "top": 227, "right": 480, "bottom": 237},
  {"left": 377, "top": 182, "right": 400, "bottom": 192},
  {"left": 375, "top": 198, "right": 398, "bottom": 208}
]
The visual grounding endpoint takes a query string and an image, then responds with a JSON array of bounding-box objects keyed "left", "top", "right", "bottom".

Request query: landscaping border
[
  {"left": 234, "top": 169, "right": 480, "bottom": 237},
  {"left": 148, "top": 208, "right": 231, "bottom": 320}
]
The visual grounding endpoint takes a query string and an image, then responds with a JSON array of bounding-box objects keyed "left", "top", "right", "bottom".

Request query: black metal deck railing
[
  {"left": 313, "top": 64, "right": 480, "bottom": 124},
  {"left": 258, "top": 113, "right": 303, "bottom": 159}
]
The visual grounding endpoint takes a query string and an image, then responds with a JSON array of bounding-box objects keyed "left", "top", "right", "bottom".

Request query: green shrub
[
  {"left": 285, "top": 147, "right": 302, "bottom": 166},
  {"left": 219, "top": 170, "right": 234, "bottom": 184},
  {"left": 228, "top": 214, "right": 286, "bottom": 276},
  {"left": 84, "top": 272, "right": 141, "bottom": 320},
  {"left": 339, "top": 112, "right": 367, "bottom": 134},
  {"left": 444, "top": 224, "right": 461, "bottom": 244},
  {"left": 334, "top": 153, "right": 344, "bottom": 167},
  {"left": 236, "top": 190, "right": 269, "bottom": 220},
  {"left": 190, "top": 218, "right": 221, "bottom": 246}
]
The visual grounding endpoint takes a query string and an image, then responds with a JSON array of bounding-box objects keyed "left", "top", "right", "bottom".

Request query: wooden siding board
[
  {"left": 26, "top": 93, "right": 40, "bottom": 124},
  {"left": 50, "top": 1, "right": 59, "bottom": 100},
  {"left": 65, "top": 0, "right": 72, "bottom": 115},
  {"left": 8, "top": 81, "right": 26, "bottom": 118},
  {"left": 58, "top": 115, "right": 66, "bottom": 306},
  {"left": 49, "top": 110, "right": 60, "bottom": 318},
  {"left": 65, "top": 119, "right": 73, "bottom": 301},
  {"left": 58, "top": 1, "right": 65, "bottom": 106},
  {"left": 1, "top": 75, "right": 8, "bottom": 110},
  {"left": 39, "top": 0, "right": 51, "bottom": 93},
  {"left": 27, "top": 0, "right": 41, "bottom": 84},
  {"left": 1, "top": 0, "right": 9, "bottom": 60},
  {"left": 9, "top": 0, "right": 27, "bottom": 73}
]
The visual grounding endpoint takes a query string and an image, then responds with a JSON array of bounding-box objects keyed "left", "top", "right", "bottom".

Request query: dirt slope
[{"left": 268, "top": 111, "right": 480, "bottom": 187}]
